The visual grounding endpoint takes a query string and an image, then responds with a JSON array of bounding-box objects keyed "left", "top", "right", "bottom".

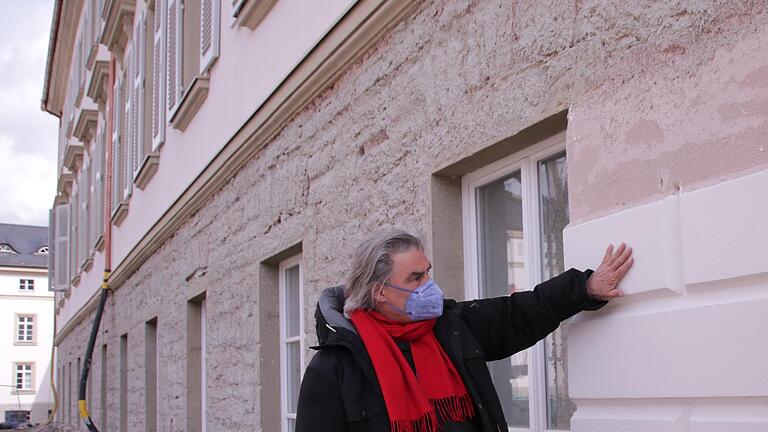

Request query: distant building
[
  {"left": 42, "top": 1, "right": 768, "bottom": 431},
  {"left": 0, "top": 223, "right": 53, "bottom": 424}
]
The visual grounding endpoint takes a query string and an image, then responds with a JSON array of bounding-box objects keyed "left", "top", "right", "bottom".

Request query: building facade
[
  {"left": 0, "top": 224, "right": 54, "bottom": 425},
  {"left": 43, "top": 1, "right": 768, "bottom": 431}
]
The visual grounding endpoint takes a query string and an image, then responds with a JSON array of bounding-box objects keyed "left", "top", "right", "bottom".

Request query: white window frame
[
  {"left": 279, "top": 254, "right": 304, "bottom": 432},
  {"left": 19, "top": 279, "right": 34, "bottom": 291},
  {"left": 14, "top": 362, "right": 34, "bottom": 392},
  {"left": 461, "top": 131, "right": 569, "bottom": 432},
  {"left": 15, "top": 315, "right": 36, "bottom": 344}
]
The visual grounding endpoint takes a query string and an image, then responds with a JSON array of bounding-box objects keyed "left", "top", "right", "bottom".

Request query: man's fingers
[
  {"left": 601, "top": 244, "right": 613, "bottom": 265},
  {"left": 609, "top": 244, "right": 631, "bottom": 270},
  {"left": 616, "top": 256, "right": 635, "bottom": 279},
  {"left": 606, "top": 242, "right": 626, "bottom": 267}
]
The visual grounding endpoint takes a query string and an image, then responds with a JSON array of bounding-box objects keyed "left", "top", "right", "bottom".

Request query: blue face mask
[{"left": 384, "top": 279, "right": 445, "bottom": 321}]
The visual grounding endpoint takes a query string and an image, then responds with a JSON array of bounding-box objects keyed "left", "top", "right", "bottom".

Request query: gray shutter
[
  {"left": 152, "top": 0, "right": 166, "bottom": 151},
  {"left": 48, "top": 209, "right": 56, "bottom": 291},
  {"left": 200, "top": 0, "right": 220, "bottom": 73},
  {"left": 166, "top": 0, "right": 183, "bottom": 117},
  {"left": 81, "top": 159, "right": 90, "bottom": 260},
  {"left": 112, "top": 76, "right": 122, "bottom": 210},
  {"left": 54, "top": 204, "right": 70, "bottom": 291},
  {"left": 123, "top": 63, "right": 133, "bottom": 200},
  {"left": 135, "top": 11, "right": 147, "bottom": 171}
]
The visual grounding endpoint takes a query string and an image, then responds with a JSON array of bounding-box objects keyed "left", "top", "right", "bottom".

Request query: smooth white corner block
[
  {"left": 564, "top": 195, "right": 684, "bottom": 295},
  {"left": 680, "top": 169, "right": 768, "bottom": 286}
]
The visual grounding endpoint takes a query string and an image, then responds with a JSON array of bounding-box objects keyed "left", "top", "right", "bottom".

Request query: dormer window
[
  {"left": 0, "top": 244, "right": 16, "bottom": 253},
  {"left": 36, "top": 246, "right": 49, "bottom": 255}
]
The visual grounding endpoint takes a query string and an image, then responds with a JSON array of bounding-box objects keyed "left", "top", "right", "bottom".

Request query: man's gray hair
[{"left": 343, "top": 229, "right": 424, "bottom": 317}]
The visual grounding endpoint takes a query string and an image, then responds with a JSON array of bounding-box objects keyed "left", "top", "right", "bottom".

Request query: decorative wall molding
[{"left": 169, "top": 76, "right": 210, "bottom": 132}]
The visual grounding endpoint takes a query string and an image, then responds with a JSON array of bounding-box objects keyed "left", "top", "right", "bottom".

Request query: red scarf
[{"left": 350, "top": 310, "right": 475, "bottom": 432}]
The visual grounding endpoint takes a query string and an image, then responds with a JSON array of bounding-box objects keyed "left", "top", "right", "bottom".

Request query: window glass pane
[
  {"left": 539, "top": 152, "right": 575, "bottom": 429},
  {"left": 476, "top": 170, "right": 530, "bottom": 427},
  {"left": 285, "top": 265, "right": 300, "bottom": 338},
  {"left": 286, "top": 418, "right": 296, "bottom": 432},
  {"left": 286, "top": 341, "right": 301, "bottom": 414}
]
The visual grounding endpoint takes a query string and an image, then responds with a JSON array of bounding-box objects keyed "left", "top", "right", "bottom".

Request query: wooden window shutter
[
  {"left": 152, "top": 0, "right": 166, "bottom": 151},
  {"left": 48, "top": 209, "right": 56, "bottom": 291},
  {"left": 200, "top": 0, "right": 220, "bottom": 73},
  {"left": 70, "top": 190, "right": 78, "bottom": 276},
  {"left": 54, "top": 204, "right": 70, "bottom": 290},
  {"left": 96, "top": 123, "right": 105, "bottom": 240},
  {"left": 81, "top": 159, "right": 90, "bottom": 260},
  {"left": 135, "top": 12, "right": 147, "bottom": 171},
  {"left": 111, "top": 76, "right": 122, "bottom": 211},
  {"left": 123, "top": 65, "right": 133, "bottom": 200},
  {"left": 166, "top": 0, "right": 183, "bottom": 117}
]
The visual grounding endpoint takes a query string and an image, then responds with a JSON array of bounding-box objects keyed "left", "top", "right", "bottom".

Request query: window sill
[
  {"left": 234, "top": 0, "right": 277, "bottom": 30},
  {"left": 57, "top": 172, "right": 74, "bottom": 198},
  {"left": 11, "top": 390, "right": 35, "bottom": 396},
  {"left": 13, "top": 341, "right": 36, "bottom": 347},
  {"left": 87, "top": 60, "right": 110, "bottom": 105},
  {"left": 81, "top": 255, "right": 94, "bottom": 273},
  {"left": 73, "top": 109, "right": 98, "bottom": 143},
  {"left": 71, "top": 273, "right": 81, "bottom": 288},
  {"left": 63, "top": 143, "right": 84, "bottom": 172},
  {"left": 134, "top": 153, "right": 160, "bottom": 190},
  {"left": 101, "top": 0, "right": 136, "bottom": 53},
  {"left": 170, "top": 76, "right": 209, "bottom": 132},
  {"left": 94, "top": 235, "right": 105, "bottom": 253},
  {"left": 86, "top": 43, "right": 98, "bottom": 72},
  {"left": 112, "top": 201, "right": 129, "bottom": 227}
]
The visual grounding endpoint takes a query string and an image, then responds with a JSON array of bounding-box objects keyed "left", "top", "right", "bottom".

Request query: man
[{"left": 296, "top": 229, "right": 633, "bottom": 431}]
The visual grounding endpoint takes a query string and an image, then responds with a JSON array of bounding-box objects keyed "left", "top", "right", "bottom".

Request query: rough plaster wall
[{"left": 54, "top": 0, "right": 768, "bottom": 430}]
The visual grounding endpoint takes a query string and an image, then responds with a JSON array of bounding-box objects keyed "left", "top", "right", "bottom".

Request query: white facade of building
[{"left": 0, "top": 227, "right": 54, "bottom": 425}]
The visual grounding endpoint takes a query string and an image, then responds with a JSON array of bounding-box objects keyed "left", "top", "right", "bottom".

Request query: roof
[{"left": 0, "top": 223, "right": 49, "bottom": 269}]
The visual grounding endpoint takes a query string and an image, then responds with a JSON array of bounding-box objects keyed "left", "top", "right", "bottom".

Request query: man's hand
[{"left": 587, "top": 243, "right": 634, "bottom": 301}]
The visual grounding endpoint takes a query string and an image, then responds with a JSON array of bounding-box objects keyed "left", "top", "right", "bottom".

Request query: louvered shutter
[
  {"left": 80, "top": 160, "right": 90, "bottom": 261},
  {"left": 122, "top": 58, "right": 133, "bottom": 200},
  {"left": 232, "top": 0, "right": 245, "bottom": 17},
  {"left": 96, "top": 123, "right": 105, "bottom": 239},
  {"left": 91, "top": 124, "right": 101, "bottom": 246},
  {"left": 135, "top": 12, "right": 147, "bottom": 171},
  {"left": 200, "top": 0, "right": 220, "bottom": 73},
  {"left": 54, "top": 204, "right": 70, "bottom": 290},
  {"left": 166, "top": 0, "right": 183, "bottom": 117},
  {"left": 70, "top": 190, "right": 78, "bottom": 277},
  {"left": 48, "top": 209, "right": 56, "bottom": 291},
  {"left": 111, "top": 76, "right": 122, "bottom": 210},
  {"left": 152, "top": 0, "right": 166, "bottom": 150}
]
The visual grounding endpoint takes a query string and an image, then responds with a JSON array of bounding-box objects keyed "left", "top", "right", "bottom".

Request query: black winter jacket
[{"left": 295, "top": 269, "right": 605, "bottom": 432}]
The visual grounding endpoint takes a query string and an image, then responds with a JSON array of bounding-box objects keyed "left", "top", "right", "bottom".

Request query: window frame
[
  {"left": 461, "top": 131, "right": 569, "bottom": 432},
  {"left": 15, "top": 314, "right": 36, "bottom": 345},
  {"left": 278, "top": 253, "right": 304, "bottom": 432},
  {"left": 19, "top": 279, "right": 35, "bottom": 292},
  {"left": 13, "top": 362, "right": 35, "bottom": 394}
]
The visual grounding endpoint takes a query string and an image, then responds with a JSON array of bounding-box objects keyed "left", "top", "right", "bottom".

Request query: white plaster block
[
  {"left": 680, "top": 169, "right": 768, "bottom": 286},
  {"left": 689, "top": 401, "right": 768, "bottom": 432},
  {"left": 567, "top": 297, "right": 768, "bottom": 398},
  {"left": 564, "top": 195, "right": 684, "bottom": 295}
]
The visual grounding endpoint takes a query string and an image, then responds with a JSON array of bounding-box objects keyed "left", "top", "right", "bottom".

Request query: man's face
[{"left": 374, "top": 248, "right": 432, "bottom": 322}]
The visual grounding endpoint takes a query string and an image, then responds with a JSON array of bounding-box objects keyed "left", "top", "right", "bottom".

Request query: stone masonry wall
[{"left": 55, "top": 1, "right": 768, "bottom": 431}]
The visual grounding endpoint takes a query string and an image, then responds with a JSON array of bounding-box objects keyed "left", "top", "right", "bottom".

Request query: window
[
  {"left": 19, "top": 279, "right": 34, "bottom": 291},
  {"left": 145, "top": 318, "right": 158, "bottom": 432},
  {"left": 166, "top": 0, "right": 219, "bottom": 128},
  {"left": 0, "top": 244, "right": 16, "bottom": 253},
  {"left": 120, "top": 334, "right": 128, "bottom": 432},
  {"left": 187, "top": 294, "right": 207, "bottom": 432},
  {"left": 279, "top": 254, "right": 303, "bottom": 432},
  {"left": 15, "top": 363, "right": 33, "bottom": 392},
  {"left": 16, "top": 315, "right": 35, "bottom": 344},
  {"left": 37, "top": 246, "right": 49, "bottom": 254},
  {"left": 462, "top": 132, "right": 573, "bottom": 431}
]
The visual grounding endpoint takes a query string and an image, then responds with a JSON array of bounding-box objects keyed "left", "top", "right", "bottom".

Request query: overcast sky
[{"left": 0, "top": 1, "right": 58, "bottom": 227}]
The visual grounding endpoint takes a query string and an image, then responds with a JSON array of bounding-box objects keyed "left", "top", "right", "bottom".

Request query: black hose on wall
[{"left": 78, "top": 272, "right": 110, "bottom": 432}]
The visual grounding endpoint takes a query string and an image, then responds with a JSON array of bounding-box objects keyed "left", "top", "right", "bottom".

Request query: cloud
[{"left": 0, "top": 1, "right": 59, "bottom": 226}]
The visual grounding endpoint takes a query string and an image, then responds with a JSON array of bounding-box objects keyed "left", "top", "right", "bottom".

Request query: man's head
[{"left": 344, "top": 229, "right": 432, "bottom": 322}]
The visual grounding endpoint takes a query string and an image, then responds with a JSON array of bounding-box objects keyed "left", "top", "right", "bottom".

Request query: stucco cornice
[{"left": 42, "top": 0, "right": 85, "bottom": 117}]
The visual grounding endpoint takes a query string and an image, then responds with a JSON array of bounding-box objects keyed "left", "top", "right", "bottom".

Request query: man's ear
[{"left": 373, "top": 282, "right": 387, "bottom": 303}]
